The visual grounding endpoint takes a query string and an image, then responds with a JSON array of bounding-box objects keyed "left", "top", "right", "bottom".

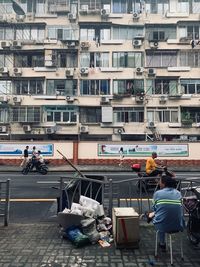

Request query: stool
[{"left": 155, "top": 230, "right": 184, "bottom": 265}]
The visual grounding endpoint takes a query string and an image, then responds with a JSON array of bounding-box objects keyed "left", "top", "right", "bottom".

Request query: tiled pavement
[{"left": 0, "top": 222, "right": 200, "bottom": 267}]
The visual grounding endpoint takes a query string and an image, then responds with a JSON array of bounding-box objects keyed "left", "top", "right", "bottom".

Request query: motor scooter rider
[
  {"left": 146, "top": 152, "right": 164, "bottom": 177},
  {"left": 36, "top": 150, "right": 44, "bottom": 163}
]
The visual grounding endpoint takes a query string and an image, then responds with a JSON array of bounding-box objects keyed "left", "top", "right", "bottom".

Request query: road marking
[{"left": 9, "top": 199, "right": 57, "bottom": 202}]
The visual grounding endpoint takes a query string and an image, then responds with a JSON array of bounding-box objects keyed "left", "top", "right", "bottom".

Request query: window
[
  {"left": 147, "top": 107, "right": 178, "bottom": 123},
  {"left": 57, "top": 51, "right": 78, "bottom": 68},
  {"left": 13, "top": 80, "right": 44, "bottom": 95},
  {"left": 180, "top": 51, "right": 200, "bottom": 67},
  {"left": 146, "top": 79, "right": 179, "bottom": 95},
  {"left": 46, "top": 80, "right": 77, "bottom": 96},
  {"left": 112, "top": 52, "right": 143, "bottom": 68},
  {"left": 80, "top": 80, "right": 110, "bottom": 95},
  {"left": 48, "top": 26, "right": 79, "bottom": 41},
  {"left": 14, "top": 53, "right": 44, "bottom": 67},
  {"left": 179, "top": 25, "right": 200, "bottom": 39},
  {"left": 11, "top": 107, "right": 41, "bottom": 122},
  {"left": 181, "top": 80, "right": 200, "bottom": 94},
  {"left": 145, "top": 0, "right": 169, "bottom": 14},
  {"left": 80, "top": 52, "right": 109, "bottom": 68},
  {"left": 0, "top": 108, "right": 8, "bottom": 123},
  {"left": 46, "top": 106, "right": 77, "bottom": 123},
  {"left": 80, "top": 27, "right": 110, "bottom": 41},
  {"left": 146, "top": 51, "right": 177, "bottom": 67},
  {"left": 79, "top": 0, "right": 101, "bottom": 10},
  {"left": 0, "top": 54, "right": 11, "bottom": 68},
  {"left": 80, "top": 107, "right": 101, "bottom": 123},
  {"left": 113, "top": 107, "right": 144, "bottom": 123},
  {"left": 146, "top": 25, "right": 176, "bottom": 41},
  {"left": 113, "top": 80, "right": 144, "bottom": 95},
  {"left": 193, "top": 0, "right": 200, "bottom": 13},
  {"left": 178, "top": 0, "right": 189, "bottom": 13},
  {"left": 113, "top": 26, "right": 144, "bottom": 40},
  {"left": 0, "top": 81, "right": 12, "bottom": 94}
]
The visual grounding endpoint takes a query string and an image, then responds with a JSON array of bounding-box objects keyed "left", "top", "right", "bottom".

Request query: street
[{"left": 1, "top": 171, "right": 200, "bottom": 224}]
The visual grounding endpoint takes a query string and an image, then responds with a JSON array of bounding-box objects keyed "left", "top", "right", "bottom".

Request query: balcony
[{"left": 181, "top": 119, "right": 193, "bottom": 128}]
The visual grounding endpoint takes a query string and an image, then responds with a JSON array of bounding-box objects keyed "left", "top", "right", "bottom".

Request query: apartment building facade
[{"left": 0, "top": 0, "right": 200, "bottom": 142}]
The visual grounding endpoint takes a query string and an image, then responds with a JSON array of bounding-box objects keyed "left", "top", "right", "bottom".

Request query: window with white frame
[
  {"left": 146, "top": 51, "right": 177, "bottom": 67},
  {"left": 181, "top": 80, "right": 200, "bottom": 94},
  {"left": 79, "top": 0, "right": 101, "bottom": 10},
  {"left": 80, "top": 80, "right": 110, "bottom": 95},
  {"left": 147, "top": 107, "right": 179, "bottom": 123},
  {"left": 0, "top": 81, "right": 12, "bottom": 95},
  {"left": 46, "top": 79, "right": 77, "bottom": 96},
  {"left": 80, "top": 107, "right": 101, "bottom": 123},
  {"left": 0, "top": 1, "right": 13, "bottom": 13},
  {"left": 179, "top": 25, "right": 200, "bottom": 39},
  {"left": 146, "top": 25, "right": 176, "bottom": 41},
  {"left": 113, "top": 107, "right": 144, "bottom": 123},
  {"left": 113, "top": 79, "right": 144, "bottom": 95},
  {"left": 112, "top": 0, "right": 141, "bottom": 13},
  {"left": 45, "top": 106, "right": 77, "bottom": 123},
  {"left": 0, "top": 54, "right": 12, "bottom": 68},
  {"left": 113, "top": 26, "right": 144, "bottom": 40},
  {"left": 11, "top": 106, "right": 41, "bottom": 123},
  {"left": 178, "top": 0, "right": 189, "bottom": 13},
  {"left": 112, "top": 52, "right": 143, "bottom": 68},
  {"left": 180, "top": 51, "right": 200, "bottom": 67},
  {"left": 80, "top": 27, "right": 110, "bottom": 41},
  {"left": 13, "top": 80, "right": 44, "bottom": 95},
  {"left": 57, "top": 51, "right": 78, "bottom": 68},
  {"left": 80, "top": 52, "right": 109, "bottom": 68}
]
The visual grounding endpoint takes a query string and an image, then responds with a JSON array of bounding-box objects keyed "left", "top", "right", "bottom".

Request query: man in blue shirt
[{"left": 146, "top": 175, "right": 184, "bottom": 250}]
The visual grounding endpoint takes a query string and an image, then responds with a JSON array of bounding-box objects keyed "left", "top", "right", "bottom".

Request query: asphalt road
[{"left": 1, "top": 171, "right": 200, "bottom": 224}]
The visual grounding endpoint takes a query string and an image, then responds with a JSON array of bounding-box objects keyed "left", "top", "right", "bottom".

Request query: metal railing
[
  {"left": 0, "top": 179, "right": 10, "bottom": 226},
  {"left": 57, "top": 175, "right": 200, "bottom": 217}
]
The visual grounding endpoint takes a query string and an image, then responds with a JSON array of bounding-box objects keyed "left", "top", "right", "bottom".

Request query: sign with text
[
  {"left": 0, "top": 143, "right": 53, "bottom": 156},
  {"left": 98, "top": 144, "right": 188, "bottom": 157}
]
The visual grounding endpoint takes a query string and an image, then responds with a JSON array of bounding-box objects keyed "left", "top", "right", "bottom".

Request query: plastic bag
[
  {"left": 81, "top": 218, "right": 100, "bottom": 244},
  {"left": 66, "top": 227, "right": 90, "bottom": 247}
]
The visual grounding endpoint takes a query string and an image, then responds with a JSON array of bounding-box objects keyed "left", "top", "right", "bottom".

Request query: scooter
[
  {"left": 22, "top": 158, "right": 49, "bottom": 175},
  {"left": 131, "top": 163, "right": 176, "bottom": 192},
  {"left": 183, "top": 186, "right": 200, "bottom": 245}
]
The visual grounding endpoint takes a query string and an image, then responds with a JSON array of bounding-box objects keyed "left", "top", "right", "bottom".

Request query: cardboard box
[{"left": 112, "top": 207, "right": 140, "bottom": 248}]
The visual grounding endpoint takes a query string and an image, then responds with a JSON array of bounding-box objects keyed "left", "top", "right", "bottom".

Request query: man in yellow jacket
[{"left": 146, "top": 152, "right": 163, "bottom": 177}]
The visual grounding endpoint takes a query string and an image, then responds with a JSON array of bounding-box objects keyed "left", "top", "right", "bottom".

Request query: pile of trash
[{"left": 58, "top": 195, "right": 113, "bottom": 248}]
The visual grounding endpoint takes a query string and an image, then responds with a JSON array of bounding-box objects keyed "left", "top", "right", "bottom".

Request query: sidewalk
[{"left": 0, "top": 221, "right": 199, "bottom": 267}]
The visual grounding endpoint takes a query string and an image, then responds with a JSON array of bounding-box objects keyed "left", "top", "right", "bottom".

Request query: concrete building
[{"left": 0, "top": 0, "right": 200, "bottom": 142}]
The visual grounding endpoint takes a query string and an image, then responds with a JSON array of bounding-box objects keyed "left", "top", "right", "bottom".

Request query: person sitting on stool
[{"left": 145, "top": 175, "right": 184, "bottom": 250}]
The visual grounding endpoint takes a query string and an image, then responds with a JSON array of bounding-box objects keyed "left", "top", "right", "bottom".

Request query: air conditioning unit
[
  {"left": 149, "top": 41, "right": 159, "bottom": 49},
  {"left": 147, "top": 121, "right": 156, "bottom": 128},
  {"left": 65, "top": 68, "right": 74, "bottom": 77},
  {"left": 101, "top": 9, "right": 109, "bottom": 17},
  {"left": 66, "top": 96, "right": 75, "bottom": 103},
  {"left": 159, "top": 95, "right": 167, "bottom": 103},
  {"left": 148, "top": 68, "right": 156, "bottom": 76},
  {"left": 136, "top": 67, "right": 144, "bottom": 74},
  {"left": 113, "top": 128, "right": 124, "bottom": 135},
  {"left": 133, "top": 12, "right": 140, "bottom": 20},
  {"left": 13, "top": 68, "right": 22, "bottom": 76},
  {"left": 67, "top": 41, "right": 76, "bottom": 48},
  {"left": 101, "top": 96, "right": 110, "bottom": 104},
  {"left": 68, "top": 13, "right": 77, "bottom": 20},
  {"left": 135, "top": 95, "right": 145, "bottom": 103},
  {"left": 0, "top": 67, "right": 9, "bottom": 75},
  {"left": 1, "top": 41, "right": 11, "bottom": 49},
  {"left": 80, "top": 67, "right": 89, "bottom": 75},
  {"left": 12, "top": 41, "right": 22, "bottom": 48},
  {"left": 133, "top": 39, "right": 142, "bottom": 48},
  {"left": 80, "top": 125, "right": 89, "bottom": 133},
  {"left": 80, "top": 41, "right": 90, "bottom": 49},
  {"left": 16, "top": 14, "right": 25, "bottom": 22},
  {"left": 80, "top": 5, "right": 88, "bottom": 12},
  {"left": 45, "top": 127, "right": 56, "bottom": 134},
  {"left": 0, "top": 67, "right": 9, "bottom": 74},
  {"left": 0, "top": 126, "right": 7, "bottom": 133},
  {"left": 0, "top": 95, "right": 8, "bottom": 103},
  {"left": 13, "top": 96, "right": 22, "bottom": 104},
  {"left": 23, "top": 125, "right": 31, "bottom": 132}
]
